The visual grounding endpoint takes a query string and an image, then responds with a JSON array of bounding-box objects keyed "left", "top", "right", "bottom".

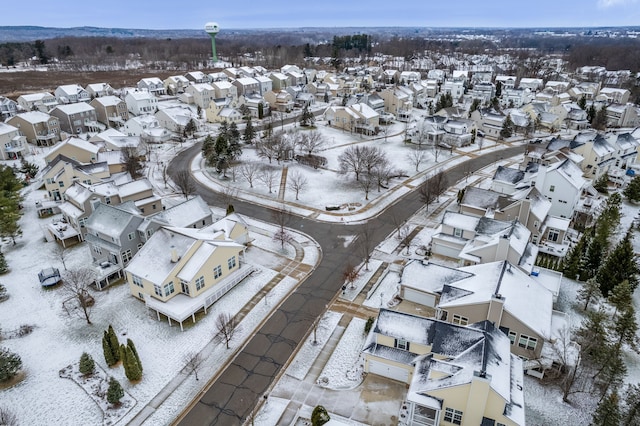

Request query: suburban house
[
  {"left": 534, "top": 159, "right": 588, "bottom": 219},
  {"left": 54, "top": 84, "right": 90, "bottom": 104},
  {"left": 185, "top": 83, "right": 215, "bottom": 109},
  {"left": 255, "top": 75, "right": 273, "bottom": 96},
  {"left": 90, "top": 96, "right": 129, "bottom": 129},
  {"left": 0, "top": 122, "right": 28, "bottom": 160},
  {"left": 49, "top": 103, "right": 101, "bottom": 135},
  {"left": 233, "top": 77, "right": 261, "bottom": 96},
  {"left": 605, "top": 103, "right": 638, "bottom": 128},
  {"left": 363, "top": 309, "right": 525, "bottom": 426},
  {"left": 41, "top": 155, "right": 110, "bottom": 201},
  {"left": 0, "top": 96, "right": 19, "bottom": 120},
  {"left": 185, "top": 71, "right": 210, "bottom": 84},
  {"left": 45, "top": 137, "right": 99, "bottom": 164},
  {"left": 7, "top": 111, "right": 61, "bottom": 146},
  {"left": 124, "top": 225, "right": 250, "bottom": 330},
  {"left": 164, "top": 75, "right": 191, "bottom": 94},
  {"left": 470, "top": 109, "right": 505, "bottom": 140},
  {"left": 16, "top": 92, "right": 58, "bottom": 112},
  {"left": 137, "top": 77, "right": 166, "bottom": 96},
  {"left": 468, "top": 82, "right": 495, "bottom": 104},
  {"left": 380, "top": 87, "right": 413, "bottom": 120},
  {"left": 90, "top": 128, "right": 141, "bottom": 152},
  {"left": 212, "top": 81, "right": 239, "bottom": 101},
  {"left": 324, "top": 103, "right": 380, "bottom": 135},
  {"left": 125, "top": 90, "right": 158, "bottom": 116},
  {"left": 85, "top": 82, "right": 115, "bottom": 98},
  {"left": 597, "top": 87, "right": 630, "bottom": 104},
  {"left": 155, "top": 106, "right": 200, "bottom": 133},
  {"left": 206, "top": 100, "right": 242, "bottom": 124},
  {"left": 495, "top": 75, "right": 517, "bottom": 90},
  {"left": 269, "top": 72, "right": 290, "bottom": 90},
  {"left": 123, "top": 115, "right": 171, "bottom": 143},
  {"left": 519, "top": 78, "right": 544, "bottom": 91},
  {"left": 264, "top": 90, "right": 294, "bottom": 113}
]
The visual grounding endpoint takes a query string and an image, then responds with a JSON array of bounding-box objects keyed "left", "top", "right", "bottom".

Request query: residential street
[{"left": 169, "top": 142, "right": 526, "bottom": 425}]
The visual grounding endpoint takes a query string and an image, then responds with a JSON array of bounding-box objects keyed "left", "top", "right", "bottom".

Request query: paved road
[{"left": 169, "top": 143, "right": 526, "bottom": 425}]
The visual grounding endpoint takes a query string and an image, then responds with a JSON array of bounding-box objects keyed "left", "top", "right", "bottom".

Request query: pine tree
[
  {"left": 300, "top": 105, "right": 315, "bottom": 127},
  {"left": 202, "top": 135, "right": 216, "bottom": 166},
  {"left": 578, "top": 96, "right": 587, "bottom": 110},
  {"left": 621, "top": 384, "right": 640, "bottom": 426},
  {"left": 0, "top": 252, "right": 8, "bottom": 274},
  {"left": 107, "top": 377, "right": 124, "bottom": 405},
  {"left": 243, "top": 117, "right": 255, "bottom": 144},
  {"left": 563, "top": 230, "right": 590, "bottom": 280},
  {"left": 609, "top": 280, "right": 633, "bottom": 319},
  {"left": 0, "top": 347, "right": 22, "bottom": 382},
  {"left": 592, "top": 391, "right": 621, "bottom": 426},
  {"left": 596, "top": 231, "right": 639, "bottom": 296},
  {"left": 127, "top": 339, "right": 142, "bottom": 373},
  {"left": 79, "top": 352, "right": 95, "bottom": 375},
  {"left": 108, "top": 325, "right": 120, "bottom": 363},
  {"left": 594, "top": 174, "right": 609, "bottom": 194},
  {"left": 228, "top": 122, "right": 240, "bottom": 145},
  {"left": 500, "top": 114, "right": 513, "bottom": 139},
  {"left": 624, "top": 176, "right": 640, "bottom": 202},
  {"left": 102, "top": 330, "right": 116, "bottom": 366},
  {"left": 0, "top": 166, "right": 23, "bottom": 246},
  {"left": 578, "top": 278, "right": 603, "bottom": 311},
  {"left": 120, "top": 344, "right": 142, "bottom": 381},
  {"left": 613, "top": 306, "right": 638, "bottom": 351}
]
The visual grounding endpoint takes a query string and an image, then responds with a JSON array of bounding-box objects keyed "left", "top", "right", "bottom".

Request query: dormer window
[{"left": 394, "top": 338, "right": 409, "bottom": 351}]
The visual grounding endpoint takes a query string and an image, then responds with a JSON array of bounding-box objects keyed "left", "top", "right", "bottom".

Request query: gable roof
[{"left": 401, "top": 259, "right": 475, "bottom": 295}]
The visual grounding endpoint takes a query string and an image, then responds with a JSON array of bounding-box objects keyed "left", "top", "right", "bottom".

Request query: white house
[
  {"left": 535, "top": 159, "right": 587, "bottom": 219},
  {"left": 125, "top": 90, "right": 158, "bottom": 116}
]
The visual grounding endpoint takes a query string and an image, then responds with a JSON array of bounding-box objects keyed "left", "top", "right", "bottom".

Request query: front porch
[{"left": 144, "top": 264, "right": 256, "bottom": 331}]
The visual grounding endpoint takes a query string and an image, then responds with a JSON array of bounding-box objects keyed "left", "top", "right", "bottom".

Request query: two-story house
[
  {"left": 212, "top": 81, "right": 239, "bottom": 101},
  {"left": 45, "top": 137, "right": 99, "bottom": 164},
  {"left": 185, "top": 83, "right": 215, "bottom": 110},
  {"left": 7, "top": 111, "right": 61, "bottom": 146},
  {"left": 0, "top": 96, "right": 19, "bottom": 120},
  {"left": 363, "top": 309, "right": 525, "bottom": 426},
  {"left": 164, "top": 75, "right": 191, "bottom": 94},
  {"left": 264, "top": 90, "right": 294, "bottom": 113},
  {"left": 233, "top": 77, "right": 261, "bottom": 96},
  {"left": 155, "top": 106, "right": 200, "bottom": 133},
  {"left": 0, "top": 122, "right": 28, "bottom": 160},
  {"left": 123, "top": 115, "right": 171, "bottom": 143},
  {"left": 49, "top": 103, "right": 100, "bottom": 135},
  {"left": 41, "top": 155, "right": 110, "bottom": 201},
  {"left": 90, "top": 96, "right": 129, "bottom": 129},
  {"left": 85, "top": 83, "right": 115, "bottom": 98},
  {"left": 54, "top": 84, "right": 90, "bottom": 104},
  {"left": 16, "top": 92, "right": 58, "bottom": 112},
  {"left": 125, "top": 90, "right": 158, "bottom": 116},
  {"left": 137, "top": 77, "right": 166, "bottom": 96}
]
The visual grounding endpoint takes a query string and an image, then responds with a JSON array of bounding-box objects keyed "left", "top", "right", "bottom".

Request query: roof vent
[{"left": 170, "top": 246, "right": 180, "bottom": 263}]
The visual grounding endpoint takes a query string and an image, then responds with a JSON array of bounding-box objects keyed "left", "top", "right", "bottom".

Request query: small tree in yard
[
  {"left": 578, "top": 278, "right": 602, "bottom": 311},
  {"left": 272, "top": 206, "right": 293, "bottom": 250},
  {"left": 0, "top": 252, "right": 7, "bottom": 274},
  {"left": 594, "top": 174, "right": 610, "bottom": 194},
  {"left": 120, "top": 343, "right": 142, "bottom": 381},
  {"left": 311, "top": 405, "right": 330, "bottom": 426},
  {"left": 300, "top": 105, "right": 314, "bottom": 127},
  {"left": 107, "top": 377, "right": 124, "bottom": 406},
  {"left": 174, "top": 170, "right": 195, "bottom": 200},
  {"left": 0, "top": 406, "right": 18, "bottom": 426},
  {"left": 0, "top": 283, "right": 7, "bottom": 303},
  {"left": 287, "top": 170, "right": 308, "bottom": 200},
  {"left": 79, "top": 352, "right": 95, "bottom": 376},
  {"left": 121, "top": 146, "right": 144, "bottom": 179},
  {"left": 214, "top": 312, "right": 240, "bottom": 349},
  {"left": 240, "top": 163, "right": 260, "bottom": 188},
  {"left": 0, "top": 347, "right": 22, "bottom": 382},
  {"left": 184, "top": 351, "right": 203, "bottom": 381},
  {"left": 257, "top": 167, "right": 278, "bottom": 194},
  {"left": 624, "top": 176, "right": 640, "bottom": 202},
  {"left": 62, "top": 268, "right": 95, "bottom": 325},
  {"left": 406, "top": 147, "right": 427, "bottom": 172},
  {"left": 342, "top": 263, "right": 359, "bottom": 290},
  {"left": 500, "top": 114, "right": 514, "bottom": 139},
  {"left": 127, "top": 339, "right": 142, "bottom": 373},
  {"left": 592, "top": 391, "right": 621, "bottom": 426}
]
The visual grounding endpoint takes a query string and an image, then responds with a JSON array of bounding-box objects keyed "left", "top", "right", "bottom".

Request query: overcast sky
[{"left": 3, "top": 0, "right": 640, "bottom": 29}]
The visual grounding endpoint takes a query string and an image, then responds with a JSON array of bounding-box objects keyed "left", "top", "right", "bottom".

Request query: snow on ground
[
  {"left": 285, "top": 311, "right": 342, "bottom": 380},
  {"left": 363, "top": 271, "right": 401, "bottom": 309},
  {"left": 0, "top": 184, "right": 308, "bottom": 426},
  {"left": 250, "top": 230, "right": 296, "bottom": 259},
  {"left": 253, "top": 396, "right": 290, "bottom": 426},
  {"left": 340, "top": 259, "right": 383, "bottom": 302},
  {"left": 317, "top": 317, "right": 367, "bottom": 390}
]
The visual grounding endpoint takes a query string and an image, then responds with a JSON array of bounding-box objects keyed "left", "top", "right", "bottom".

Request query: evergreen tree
[
  {"left": 107, "top": 377, "right": 124, "bottom": 405},
  {"left": 563, "top": 230, "right": 590, "bottom": 280},
  {"left": 311, "top": 405, "right": 330, "bottom": 426},
  {"left": 577, "top": 308, "right": 610, "bottom": 365},
  {"left": 106, "top": 325, "right": 120, "bottom": 364},
  {"left": 594, "top": 174, "right": 609, "bottom": 194},
  {"left": 19, "top": 158, "right": 39, "bottom": 180},
  {"left": 500, "top": 114, "right": 513, "bottom": 139},
  {"left": 495, "top": 80, "right": 502, "bottom": 98},
  {"left": 202, "top": 135, "right": 216, "bottom": 166},
  {"left": 587, "top": 104, "right": 597, "bottom": 123},
  {"left": 624, "top": 176, "right": 640, "bottom": 202},
  {"left": 120, "top": 344, "right": 142, "bottom": 381},
  {"left": 621, "top": 384, "right": 640, "bottom": 426},
  {"left": 578, "top": 278, "right": 603, "bottom": 311},
  {"left": 258, "top": 102, "right": 264, "bottom": 119},
  {"left": 0, "top": 165, "right": 24, "bottom": 246},
  {"left": 0, "top": 252, "right": 8, "bottom": 274},
  {"left": 228, "top": 122, "right": 240, "bottom": 145},
  {"left": 592, "top": 391, "right": 621, "bottom": 426},
  {"left": 127, "top": 339, "right": 142, "bottom": 373},
  {"left": 613, "top": 306, "right": 638, "bottom": 351},
  {"left": 300, "top": 105, "right": 314, "bottom": 127},
  {"left": 184, "top": 118, "right": 197, "bottom": 137},
  {"left": 593, "top": 105, "right": 609, "bottom": 131},
  {"left": 79, "top": 352, "right": 95, "bottom": 375},
  {"left": 609, "top": 280, "right": 634, "bottom": 319},
  {"left": 102, "top": 330, "right": 116, "bottom": 366},
  {"left": 597, "top": 348, "right": 627, "bottom": 399},
  {"left": 596, "top": 231, "right": 639, "bottom": 296},
  {"left": 578, "top": 96, "right": 587, "bottom": 110},
  {"left": 243, "top": 117, "right": 255, "bottom": 144},
  {"left": 0, "top": 347, "right": 22, "bottom": 382},
  {"left": 469, "top": 98, "right": 481, "bottom": 115}
]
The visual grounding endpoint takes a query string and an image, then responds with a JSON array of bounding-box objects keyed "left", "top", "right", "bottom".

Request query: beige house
[
  {"left": 363, "top": 309, "right": 525, "bottom": 426},
  {"left": 17, "top": 92, "right": 58, "bottom": 112},
  {"left": 42, "top": 155, "right": 110, "bottom": 201},
  {"left": 206, "top": 100, "right": 242, "bottom": 124},
  {"left": 45, "top": 137, "right": 99, "bottom": 164},
  {"left": 380, "top": 87, "right": 413, "bottom": 120},
  {"left": 125, "top": 226, "right": 250, "bottom": 330},
  {"left": 85, "top": 83, "right": 115, "bottom": 98},
  {"left": 90, "top": 96, "right": 129, "bottom": 128},
  {"left": 264, "top": 90, "right": 294, "bottom": 113},
  {"left": 0, "top": 122, "right": 28, "bottom": 160},
  {"left": 324, "top": 103, "right": 379, "bottom": 135},
  {"left": 185, "top": 83, "right": 215, "bottom": 110},
  {"left": 164, "top": 75, "right": 190, "bottom": 94},
  {"left": 7, "top": 111, "right": 61, "bottom": 146}
]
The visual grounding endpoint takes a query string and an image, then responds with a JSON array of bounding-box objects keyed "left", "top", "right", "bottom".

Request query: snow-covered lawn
[
  {"left": 340, "top": 259, "right": 383, "bottom": 302},
  {"left": 363, "top": 270, "right": 401, "bottom": 309},
  {"left": 317, "top": 317, "right": 367, "bottom": 390}
]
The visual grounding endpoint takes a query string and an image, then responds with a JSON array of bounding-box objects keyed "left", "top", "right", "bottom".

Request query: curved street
[{"left": 169, "top": 142, "right": 527, "bottom": 425}]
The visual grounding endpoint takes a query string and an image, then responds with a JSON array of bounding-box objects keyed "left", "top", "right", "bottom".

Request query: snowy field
[{"left": 317, "top": 317, "right": 367, "bottom": 390}]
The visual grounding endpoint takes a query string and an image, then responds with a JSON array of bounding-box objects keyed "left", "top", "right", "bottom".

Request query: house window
[
  {"left": 128, "top": 232, "right": 135, "bottom": 241},
  {"left": 518, "top": 334, "right": 538, "bottom": 351},
  {"left": 122, "top": 249, "right": 132, "bottom": 264},
  {"left": 195, "top": 276, "right": 205, "bottom": 291},
  {"left": 394, "top": 338, "right": 409, "bottom": 351},
  {"left": 132, "top": 275, "right": 143, "bottom": 288},
  {"left": 443, "top": 408, "right": 463, "bottom": 425},
  {"left": 137, "top": 243, "right": 143, "bottom": 250},
  {"left": 180, "top": 280, "right": 190, "bottom": 295},
  {"left": 227, "top": 256, "right": 236, "bottom": 270},
  {"left": 548, "top": 230, "right": 559, "bottom": 242},
  {"left": 163, "top": 281, "right": 175, "bottom": 296},
  {"left": 508, "top": 331, "right": 517, "bottom": 345},
  {"left": 79, "top": 217, "right": 87, "bottom": 228},
  {"left": 533, "top": 220, "right": 539, "bottom": 229},
  {"left": 93, "top": 245, "right": 102, "bottom": 256},
  {"left": 214, "top": 265, "right": 222, "bottom": 279},
  {"left": 105, "top": 196, "right": 111, "bottom": 204},
  {"left": 452, "top": 314, "right": 469, "bottom": 326},
  {"left": 59, "top": 181, "right": 64, "bottom": 187},
  {"left": 453, "top": 228, "right": 463, "bottom": 238},
  {"left": 154, "top": 284, "right": 162, "bottom": 297},
  {"left": 549, "top": 185, "right": 555, "bottom": 192}
]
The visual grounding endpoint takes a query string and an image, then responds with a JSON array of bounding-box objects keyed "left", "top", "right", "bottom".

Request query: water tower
[{"left": 204, "top": 22, "right": 220, "bottom": 63}]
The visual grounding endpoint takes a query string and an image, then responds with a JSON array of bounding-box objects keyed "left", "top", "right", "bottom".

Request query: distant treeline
[{"left": 1, "top": 33, "right": 639, "bottom": 74}]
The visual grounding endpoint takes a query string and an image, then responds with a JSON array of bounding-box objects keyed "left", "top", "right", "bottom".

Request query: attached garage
[
  {"left": 431, "top": 239, "right": 462, "bottom": 259},
  {"left": 367, "top": 359, "right": 411, "bottom": 383},
  {"left": 402, "top": 287, "right": 437, "bottom": 308}
]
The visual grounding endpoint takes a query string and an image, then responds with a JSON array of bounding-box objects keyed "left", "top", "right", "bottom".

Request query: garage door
[
  {"left": 368, "top": 360, "right": 410, "bottom": 383},
  {"left": 403, "top": 288, "right": 436, "bottom": 307},
  {"left": 432, "top": 241, "right": 461, "bottom": 259}
]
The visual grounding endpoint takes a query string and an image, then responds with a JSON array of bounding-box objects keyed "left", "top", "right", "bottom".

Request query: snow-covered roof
[
  {"left": 460, "top": 187, "right": 513, "bottom": 211},
  {"left": 117, "top": 178, "right": 152, "bottom": 199},
  {"left": 51, "top": 103, "right": 95, "bottom": 115},
  {"left": 544, "top": 215, "right": 570, "bottom": 232},
  {"left": 86, "top": 202, "right": 139, "bottom": 239},
  {"left": 439, "top": 261, "right": 553, "bottom": 337},
  {"left": 15, "top": 111, "right": 53, "bottom": 123},
  {"left": 492, "top": 166, "right": 524, "bottom": 185},
  {"left": 350, "top": 103, "right": 378, "bottom": 119},
  {"left": 149, "top": 196, "right": 211, "bottom": 228},
  {"left": 19, "top": 92, "right": 54, "bottom": 102},
  {"left": 92, "top": 95, "right": 123, "bottom": 107},
  {"left": 0, "top": 122, "right": 19, "bottom": 136},
  {"left": 441, "top": 211, "right": 480, "bottom": 231},
  {"left": 401, "top": 259, "right": 474, "bottom": 294},
  {"left": 551, "top": 160, "right": 587, "bottom": 190},
  {"left": 176, "top": 243, "right": 217, "bottom": 282}
]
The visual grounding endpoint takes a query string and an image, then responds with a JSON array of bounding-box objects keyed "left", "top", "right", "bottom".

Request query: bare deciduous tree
[
  {"left": 406, "top": 148, "right": 427, "bottom": 172},
  {"left": 297, "top": 130, "right": 325, "bottom": 155},
  {"left": 357, "top": 174, "right": 374, "bottom": 200},
  {"left": 214, "top": 312, "right": 240, "bottom": 349},
  {"left": 371, "top": 159, "right": 392, "bottom": 192},
  {"left": 161, "top": 164, "right": 169, "bottom": 189},
  {"left": 271, "top": 206, "right": 293, "bottom": 250},
  {"left": 0, "top": 406, "right": 18, "bottom": 426},
  {"left": 357, "top": 223, "right": 375, "bottom": 271},
  {"left": 121, "top": 146, "right": 144, "bottom": 179},
  {"left": 342, "top": 263, "right": 359, "bottom": 290},
  {"left": 429, "top": 168, "right": 448, "bottom": 202},
  {"left": 174, "top": 170, "right": 195, "bottom": 200},
  {"left": 257, "top": 167, "right": 279, "bottom": 194},
  {"left": 240, "top": 163, "right": 260, "bottom": 188},
  {"left": 62, "top": 268, "right": 96, "bottom": 325},
  {"left": 183, "top": 351, "right": 203, "bottom": 381},
  {"left": 287, "top": 171, "right": 308, "bottom": 201},
  {"left": 50, "top": 244, "right": 69, "bottom": 271}
]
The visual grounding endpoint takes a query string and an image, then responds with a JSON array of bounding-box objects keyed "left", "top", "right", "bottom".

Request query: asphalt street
[{"left": 169, "top": 142, "right": 526, "bottom": 425}]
